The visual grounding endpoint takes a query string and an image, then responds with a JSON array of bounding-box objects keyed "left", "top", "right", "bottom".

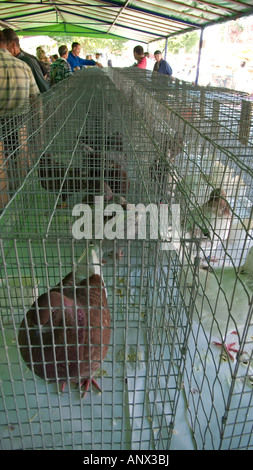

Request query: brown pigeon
[
  {"left": 79, "top": 138, "right": 130, "bottom": 198},
  {"left": 39, "top": 153, "right": 88, "bottom": 201},
  {"left": 18, "top": 245, "right": 111, "bottom": 397},
  {"left": 39, "top": 151, "right": 104, "bottom": 206}
]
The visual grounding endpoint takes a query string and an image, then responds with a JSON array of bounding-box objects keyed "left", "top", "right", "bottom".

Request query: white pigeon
[{"left": 178, "top": 244, "right": 253, "bottom": 360}]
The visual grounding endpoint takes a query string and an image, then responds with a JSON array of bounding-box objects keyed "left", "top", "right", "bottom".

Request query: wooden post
[
  {"left": 18, "top": 124, "right": 30, "bottom": 177},
  {"left": 0, "top": 140, "right": 9, "bottom": 209},
  {"left": 239, "top": 99, "right": 252, "bottom": 146},
  {"left": 211, "top": 100, "right": 220, "bottom": 139}
]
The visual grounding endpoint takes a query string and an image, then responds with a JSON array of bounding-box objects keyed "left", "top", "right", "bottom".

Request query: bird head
[{"left": 208, "top": 187, "right": 231, "bottom": 216}]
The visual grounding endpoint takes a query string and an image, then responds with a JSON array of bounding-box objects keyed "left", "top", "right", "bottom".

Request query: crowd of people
[
  {"left": 133, "top": 45, "right": 173, "bottom": 76},
  {"left": 0, "top": 29, "right": 107, "bottom": 112},
  {"left": 0, "top": 26, "right": 175, "bottom": 113},
  {"left": 1, "top": 25, "right": 252, "bottom": 113}
]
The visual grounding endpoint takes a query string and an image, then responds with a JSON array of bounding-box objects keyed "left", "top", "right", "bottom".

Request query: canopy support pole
[
  {"left": 164, "top": 38, "right": 168, "bottom": 60},
  {"left": 195, "top": 27, "right": 204, "bottom": 85}
]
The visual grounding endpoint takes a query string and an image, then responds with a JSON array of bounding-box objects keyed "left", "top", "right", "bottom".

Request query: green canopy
[
  {"left": 16, "top": 22, "right": 122, "bottom": 40},
  {"left": 0, "top": 0, "right": 253, "bottom": 43}
]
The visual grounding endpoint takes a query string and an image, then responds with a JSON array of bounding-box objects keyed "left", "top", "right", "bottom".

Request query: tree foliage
[
  {"left": 152, "top": 30, "right": 199, "bottom": 55},
  {"left": 50, "top": 35, "right": 128, "bottom": 56},
  {"left": 169, "top": 31, "right": 200, "bottom": 54}
]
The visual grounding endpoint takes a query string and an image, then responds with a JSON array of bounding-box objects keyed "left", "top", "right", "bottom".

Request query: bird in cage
[
  {"left": 106, "top": 131, "right": 124, "bottom": 152},
  {"left": 18, "top": 244, "right": 111, "bottom": 398},
  {"left": 38, "top": 153, "right": 89, "bottom": 206},
  {"left": 163, "top": 131, "right": 184, "bottom": 164},
  {"left": 178, "top": 244, "right": 253, "bottom": 361},
  {"left": 39, "top": 150, "right": 115, "bottom": 207},
  {"left": 183, "top": 187, "right": 232, "bottom": 258},
  {"left": 83, "top": 130, "right": 124, "bottom": 152},
  {"left": 79, "top": 138, "right": 130, "bottom": 198},
  {"left": 104, "top": 161, "right": 130, "bottom": 197},
  {"left": 149, "top": 132, "right": 183, "bottom": 204},
  {"left": 151, "top": 131, "right": 184, "bottom": 170},
  {"left": 149, "top": 132, "right": 183, "bottom": 181}
]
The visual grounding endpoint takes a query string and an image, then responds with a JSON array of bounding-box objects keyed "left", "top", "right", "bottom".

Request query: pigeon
[
  {"left": 104, "top": 161, "right": 130, "bottom": 197},
  {"left": 178, "top": 244, "right": 253, "bottom": 360},
  {"left": 163, "top": 131, "right": 184, "bottom": 164},
  {"left": 18, "top": 244, "right": 111, "bottom": 397},
  {"left": 149, "top": 132, "right": 183, "bottom": 200},
  {"left": 79, "top": 138, "right": 130, "bottom": 198},
  {"left": 39, "top": 151, "right": 112, "bottom": 206},
  {"left": 39, "top": 153, "right": 89, "bottom": 205},
  {"left": 150, "top": 158, "right": 181, "bottom": 206},
  {"left": 80, "top": 131, "right": 123, "bottom": 152},
  {"left": 183, "top": 188, "right": 232, "bottom": 256},
  {"left": 106, "top": 131, "right": 124, "bottom": 152}
]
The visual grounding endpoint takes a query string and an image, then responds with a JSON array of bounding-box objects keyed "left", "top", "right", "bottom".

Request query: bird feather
[{"left": 18, "top": 244, "right": 110, "bottom": 396}]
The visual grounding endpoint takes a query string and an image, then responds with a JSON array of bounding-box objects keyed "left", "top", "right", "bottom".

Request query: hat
[{"left": 154, "top": 50, "right": 162, "bottom": 55}]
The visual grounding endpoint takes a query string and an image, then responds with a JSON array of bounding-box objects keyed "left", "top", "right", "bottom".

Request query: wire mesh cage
[
  {"left": 108, "top": 67, "right": 253, "bottom": 150},
  {"left": 0, "top": 68, "right": 253, "bottom": 450}
]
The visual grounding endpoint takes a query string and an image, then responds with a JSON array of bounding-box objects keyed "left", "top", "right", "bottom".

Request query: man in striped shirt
[
  {"left": 2, "top": 28, "right": 50, "bottom": 93},
  {"left": 0, "top": 31, "right": 39, "bottom": 113}
]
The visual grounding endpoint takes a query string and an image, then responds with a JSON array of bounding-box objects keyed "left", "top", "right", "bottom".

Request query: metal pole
[
  {"left": 164, "top": 37, "right": 168, "bottom": 60},
  {"left": 195, "top": 27, "right": 204, "bottom": 85}
]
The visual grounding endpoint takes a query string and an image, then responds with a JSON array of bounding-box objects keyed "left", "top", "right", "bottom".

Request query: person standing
[
  {"left": 50, "top": 54, "right": 58, "bottom": 63},
  {"left": 153, "top": 50, "right": 173, "bottom": 76},
  {"left": 36, "top": 47, "right": 51, "bottom": 78},
  {"left": 50, "top": 45, "right": 72, "bottom": 86},
  {"left": 0, "top": 31, "right": 39, "bottom": 205},
  {"left": 133, "top": 45, "right": 147, "bottom": 69},
  {"left": 0, "top": 31, "right": 39, "bottom": 111},
  {"left": 95, "top": 52, "right": 107, "bottom": 67},
  {"left": 67, "top": 42, "right": 103, "bottom": 72},
  {"left": 2, "top": 28, "right": 49, "bottom": 93}
]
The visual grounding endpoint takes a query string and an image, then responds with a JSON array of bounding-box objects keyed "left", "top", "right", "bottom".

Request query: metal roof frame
[{"left": 0, "top": 1, "right": 252, "bottom": 43}]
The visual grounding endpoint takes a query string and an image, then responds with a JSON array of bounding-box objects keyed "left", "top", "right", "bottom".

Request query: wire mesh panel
[
  {"left": 108, "top": 67, "right": 253, "bottom": 151},
  {"left": 108, "top": 68, "right": 253, "bottom": 449},
  {"left": 0, "top": 68, "right": 253, "bottom": 450},
  {"left": 0, "top": 69, "right": 188, "bottom": 450}
]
